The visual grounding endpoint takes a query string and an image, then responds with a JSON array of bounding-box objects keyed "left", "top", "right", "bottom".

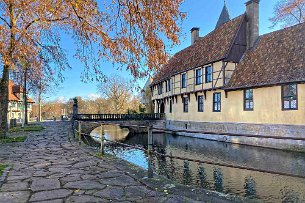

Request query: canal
[{"left": 90, "top": 125, "right": 305, "bottom": 203}]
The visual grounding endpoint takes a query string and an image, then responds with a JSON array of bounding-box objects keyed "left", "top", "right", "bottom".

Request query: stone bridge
[{"left": 73, "top": 114, "right": 165, "bottom": 135}]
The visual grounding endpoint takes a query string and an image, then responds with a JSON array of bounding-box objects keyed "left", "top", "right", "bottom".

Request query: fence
[{"left": 74, "top": 113, "right": 165, "bottom": 121}]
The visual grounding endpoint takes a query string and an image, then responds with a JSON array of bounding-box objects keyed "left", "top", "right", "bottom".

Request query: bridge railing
[{"left": 74, "top": 113, "right": 165, "bottom": 121}]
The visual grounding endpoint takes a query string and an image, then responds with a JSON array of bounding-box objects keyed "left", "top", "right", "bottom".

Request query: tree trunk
[
  {"left": 38, "top": 90, "right": 42, "bottom": 122},
  {"left": 38, "top": 78, "right": 42, "bottom": 122},
  {"left": 0, "top": 65, "right": 10, "bottom": 138},
  {"left": 23, "top": 67, "right": 28, "bottom": 125}
]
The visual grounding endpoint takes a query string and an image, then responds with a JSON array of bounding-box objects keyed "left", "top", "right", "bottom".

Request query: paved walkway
[{"left": 0, "top": 122, "right": 244, "bottom": 203}]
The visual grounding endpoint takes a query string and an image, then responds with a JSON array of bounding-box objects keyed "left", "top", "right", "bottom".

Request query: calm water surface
[{"left": 91, "top": 125, "right": 305, "bottom": 203}]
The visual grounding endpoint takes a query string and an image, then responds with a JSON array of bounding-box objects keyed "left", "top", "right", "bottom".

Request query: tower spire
[{"left": 215, "top": 0, "right": 231, "bottom": 29}]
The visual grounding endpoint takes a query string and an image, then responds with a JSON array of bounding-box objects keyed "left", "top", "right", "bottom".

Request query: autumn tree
[
  {"left": 0, "top": 0, "right": 185, "bottom": 137},
  {"left": 97, "top": 75, "right": 135, "bottom": 114},
  {"left": 270, "top": 0, "right": 305, "bottom": 27}
]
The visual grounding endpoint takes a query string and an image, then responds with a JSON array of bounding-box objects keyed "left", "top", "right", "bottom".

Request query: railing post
[
  {"left": 147, "top": 126, "right": 153, "bottom": 178},
  {"left": 78, "top": 121, "right": 82, "bottom": 145},
  {"left": 100, "top": 123, "right": 105, "bottom": 155}
]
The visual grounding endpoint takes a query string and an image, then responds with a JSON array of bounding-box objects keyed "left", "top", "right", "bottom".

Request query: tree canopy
[
  {"left": 270, "top": 0, "right": 305, "bottom": 27},
  {"left": 0, "top": 0, "right": 185, "bottom": 136}
]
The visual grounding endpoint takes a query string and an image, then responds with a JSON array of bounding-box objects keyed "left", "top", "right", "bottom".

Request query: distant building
[{"left": 6, "top": 80, "right": 34, "bottom": 123}]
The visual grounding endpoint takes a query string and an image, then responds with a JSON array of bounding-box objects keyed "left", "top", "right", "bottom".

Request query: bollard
[
  {"left": 78, "top": 121, "right": 82, "bottom": 145},
  {"left": 147, "top": 126, "right": 154, "bottom": 178},
  {"left": 100, "top": 124, "right": 105, "bottom": 155}
]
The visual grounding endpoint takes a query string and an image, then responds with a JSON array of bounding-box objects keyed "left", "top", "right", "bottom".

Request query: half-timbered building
[{"left": 150, "top": 0, "right": 305, "bottom": 149}]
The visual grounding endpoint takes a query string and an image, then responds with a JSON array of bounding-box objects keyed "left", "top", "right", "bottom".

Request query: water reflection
[
  {"left": 213, "top": 168, "right": 224, "bottom": 193},
  {"left": 244, "top": 177, "right": 256, "bottom": 199},
  {"left": 91, "top": 125, "right": 129, "bottom": 142},
  {"left": 90, "top": 128, "right": 305, "bottom": 202}
]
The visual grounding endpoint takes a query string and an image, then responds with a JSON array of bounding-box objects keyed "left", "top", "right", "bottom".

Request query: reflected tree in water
[
  {"left": 213, "top": 168, "right": 224, "bottom": 192},
  {"left": 281, "top": 187, "right": 300, "bottom": 203},
  {"left": 155, "top": 146, "right": 170, "bottom": 178},
  {"left": 197, "top": 165, "right": 210, "bottom": 189},
  {"left": 168, "top": 153, "right": 176, "bottom": 180},
  {"left": 244, "top": 177, "right": 256, "bottom": 199},
  {"left": 183, "top": 160, "right": 192, "bottom": 185}
]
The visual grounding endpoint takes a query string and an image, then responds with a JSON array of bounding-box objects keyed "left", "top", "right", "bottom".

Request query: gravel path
[{"left": 0, "top": 122, "right": 245, "bottom": 203}]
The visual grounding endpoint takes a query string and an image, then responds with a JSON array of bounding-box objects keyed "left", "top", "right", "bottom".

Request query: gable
[{"left": 152, "top": 15, "right": 246, "bottom": 85}]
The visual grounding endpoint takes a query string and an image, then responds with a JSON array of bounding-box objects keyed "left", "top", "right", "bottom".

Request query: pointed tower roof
[{"left": 215, "top": 0, "right": 231, "bottom": 29}]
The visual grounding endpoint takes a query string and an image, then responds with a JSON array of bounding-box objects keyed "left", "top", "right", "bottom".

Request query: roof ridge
[
  {"left": 260, "top": 21, "right": 305, "bottom": 38},
  {"left": 168, "top": 14, "right": 245, "bottom": 59}
]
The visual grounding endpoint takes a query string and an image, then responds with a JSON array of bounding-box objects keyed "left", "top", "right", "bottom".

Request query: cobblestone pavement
[{"left": 0, "top": 122, "right": 245, "bottom": 203}]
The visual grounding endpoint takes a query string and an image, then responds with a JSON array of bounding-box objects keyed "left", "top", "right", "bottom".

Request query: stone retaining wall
[{"left": 153, "top": 120, "right": 305, "bottom": 151}]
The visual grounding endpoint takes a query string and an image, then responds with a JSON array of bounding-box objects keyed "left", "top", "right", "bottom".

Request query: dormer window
[{"left": 181, "top": 73, "right": 187, "bottom": 88}]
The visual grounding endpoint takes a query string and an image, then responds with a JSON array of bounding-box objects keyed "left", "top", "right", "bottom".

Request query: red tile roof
[
  {"left": 226, "top": 22, "right": 305, "bottom": 90},
  {"left": 7, "top": 80, "right": 35, "bottom": 103},
  {"left": 152, "top": 14, "right": 245, "bottom": 85}
]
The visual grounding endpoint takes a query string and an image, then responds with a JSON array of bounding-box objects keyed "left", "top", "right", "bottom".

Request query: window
[
  {"left": 282, "top": 84, "right": 297, "bottom": 110},
  {"left": 205, "top": 66, "right": 212, "bottom": 83},
  {"left": 183, "top": 97, "right": 188, "bottom": 112},
  {"left": 157, "top": 83, "right": 163, "bottom": 95},
  {"left": 198, "top": 95, "right": 204, "bottom": 112},
  {"left": 195, "top": 69, "right": 202, "bottom": 85},
  {"left": 167, "top": 79, "right": 171, "bottom": 92},
  {"left": 244, "top": 89, "right": 254, "bottom": 111},
  {"left": 213, "top": 92, "right": 221, "bottom": 112},
  {"left": 181, "top": 73, "right": 187, "bottom": 88},
  {"left": 169, "top": 99, "right": 172, "bottom": 113}
]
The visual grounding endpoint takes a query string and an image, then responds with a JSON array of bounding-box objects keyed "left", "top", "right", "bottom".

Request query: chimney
[
  {"left": 191, "top": 27, "right": 199, "bottom": 45},
  {"left": 246, "top": 0, "right": 259, "bottom": 49}
]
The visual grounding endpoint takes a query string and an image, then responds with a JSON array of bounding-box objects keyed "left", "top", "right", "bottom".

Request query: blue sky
[{"left": 48, "top": 0, "right": 280, "bottom": 102}]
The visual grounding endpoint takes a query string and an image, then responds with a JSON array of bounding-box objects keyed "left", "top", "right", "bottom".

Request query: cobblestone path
[{"left": 0, "top": 122, "right": 241, "bottom": 203}]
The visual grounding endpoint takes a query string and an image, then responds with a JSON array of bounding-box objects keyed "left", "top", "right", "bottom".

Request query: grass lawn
[
  {"left": 0, "top": 164, "right": 7, "bottom": 176},
  {"left": 0, "top": 136, "right": 27, "bottom": 143},
  {"left": 9, "top": 125, "right": 44, "bottom": 133}
]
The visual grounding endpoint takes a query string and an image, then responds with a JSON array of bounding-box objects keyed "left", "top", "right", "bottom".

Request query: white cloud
[
  {"left": 87, "top": 93, "right": 100, "bottom": 100},
  {"left": 56, "top": 96, "right": 69, "bottom": 103}
]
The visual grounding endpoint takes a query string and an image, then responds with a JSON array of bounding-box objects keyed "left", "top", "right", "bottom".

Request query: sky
[{"left": 46, "top": 0, "right": 280, "bottom": 102}]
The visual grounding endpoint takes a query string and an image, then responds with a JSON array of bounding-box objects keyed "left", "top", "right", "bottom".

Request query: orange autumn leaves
[
  {"left": 270, "top": 0, "right": 305, "bottom": 27},
  {"left": 0, "top": 0, "right": 185, "bottom": 79}
]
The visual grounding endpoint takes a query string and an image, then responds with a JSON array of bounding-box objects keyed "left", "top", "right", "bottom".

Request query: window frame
[
  {"left": 168, "top": 79, "right": 171, "bottom": 92},
  {"left": 157, "top": 83, "right": 163, "bottom": 95},
  {"left": 181, "top": 73, "right": 187, "bottom": 89},
  {"left": 198, "top": 95, "right": 204, "bottom": 112},
  {"left": 183, "top": 97, "right": 189, "bottom": 113},
  {"left": 195, "top": 68, "right": 202, "bottom": 85},
  {"left": 282, "top": 84, "right": 298, "bottom": 111},
  {"left": 205, "top": 66, "right": 212, "bottom": 83},
  {"left": 213, "top": 92, "right": 221, "bottom": 112},
  {"left": 244, "top": 89, "right": 254, "bottom": 111}
]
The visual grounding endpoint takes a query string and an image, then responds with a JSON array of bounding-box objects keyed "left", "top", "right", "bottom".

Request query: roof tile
[
  {"left": 226, "top": 22, "right": 305, "bottom": 90},
  {"left": 152, "top": 14, "right": 245, "bottom": 85}
]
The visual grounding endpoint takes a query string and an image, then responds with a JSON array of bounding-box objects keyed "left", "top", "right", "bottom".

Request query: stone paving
[{"left": 0, "top": 122, "right": 246, "bottom": 203}]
